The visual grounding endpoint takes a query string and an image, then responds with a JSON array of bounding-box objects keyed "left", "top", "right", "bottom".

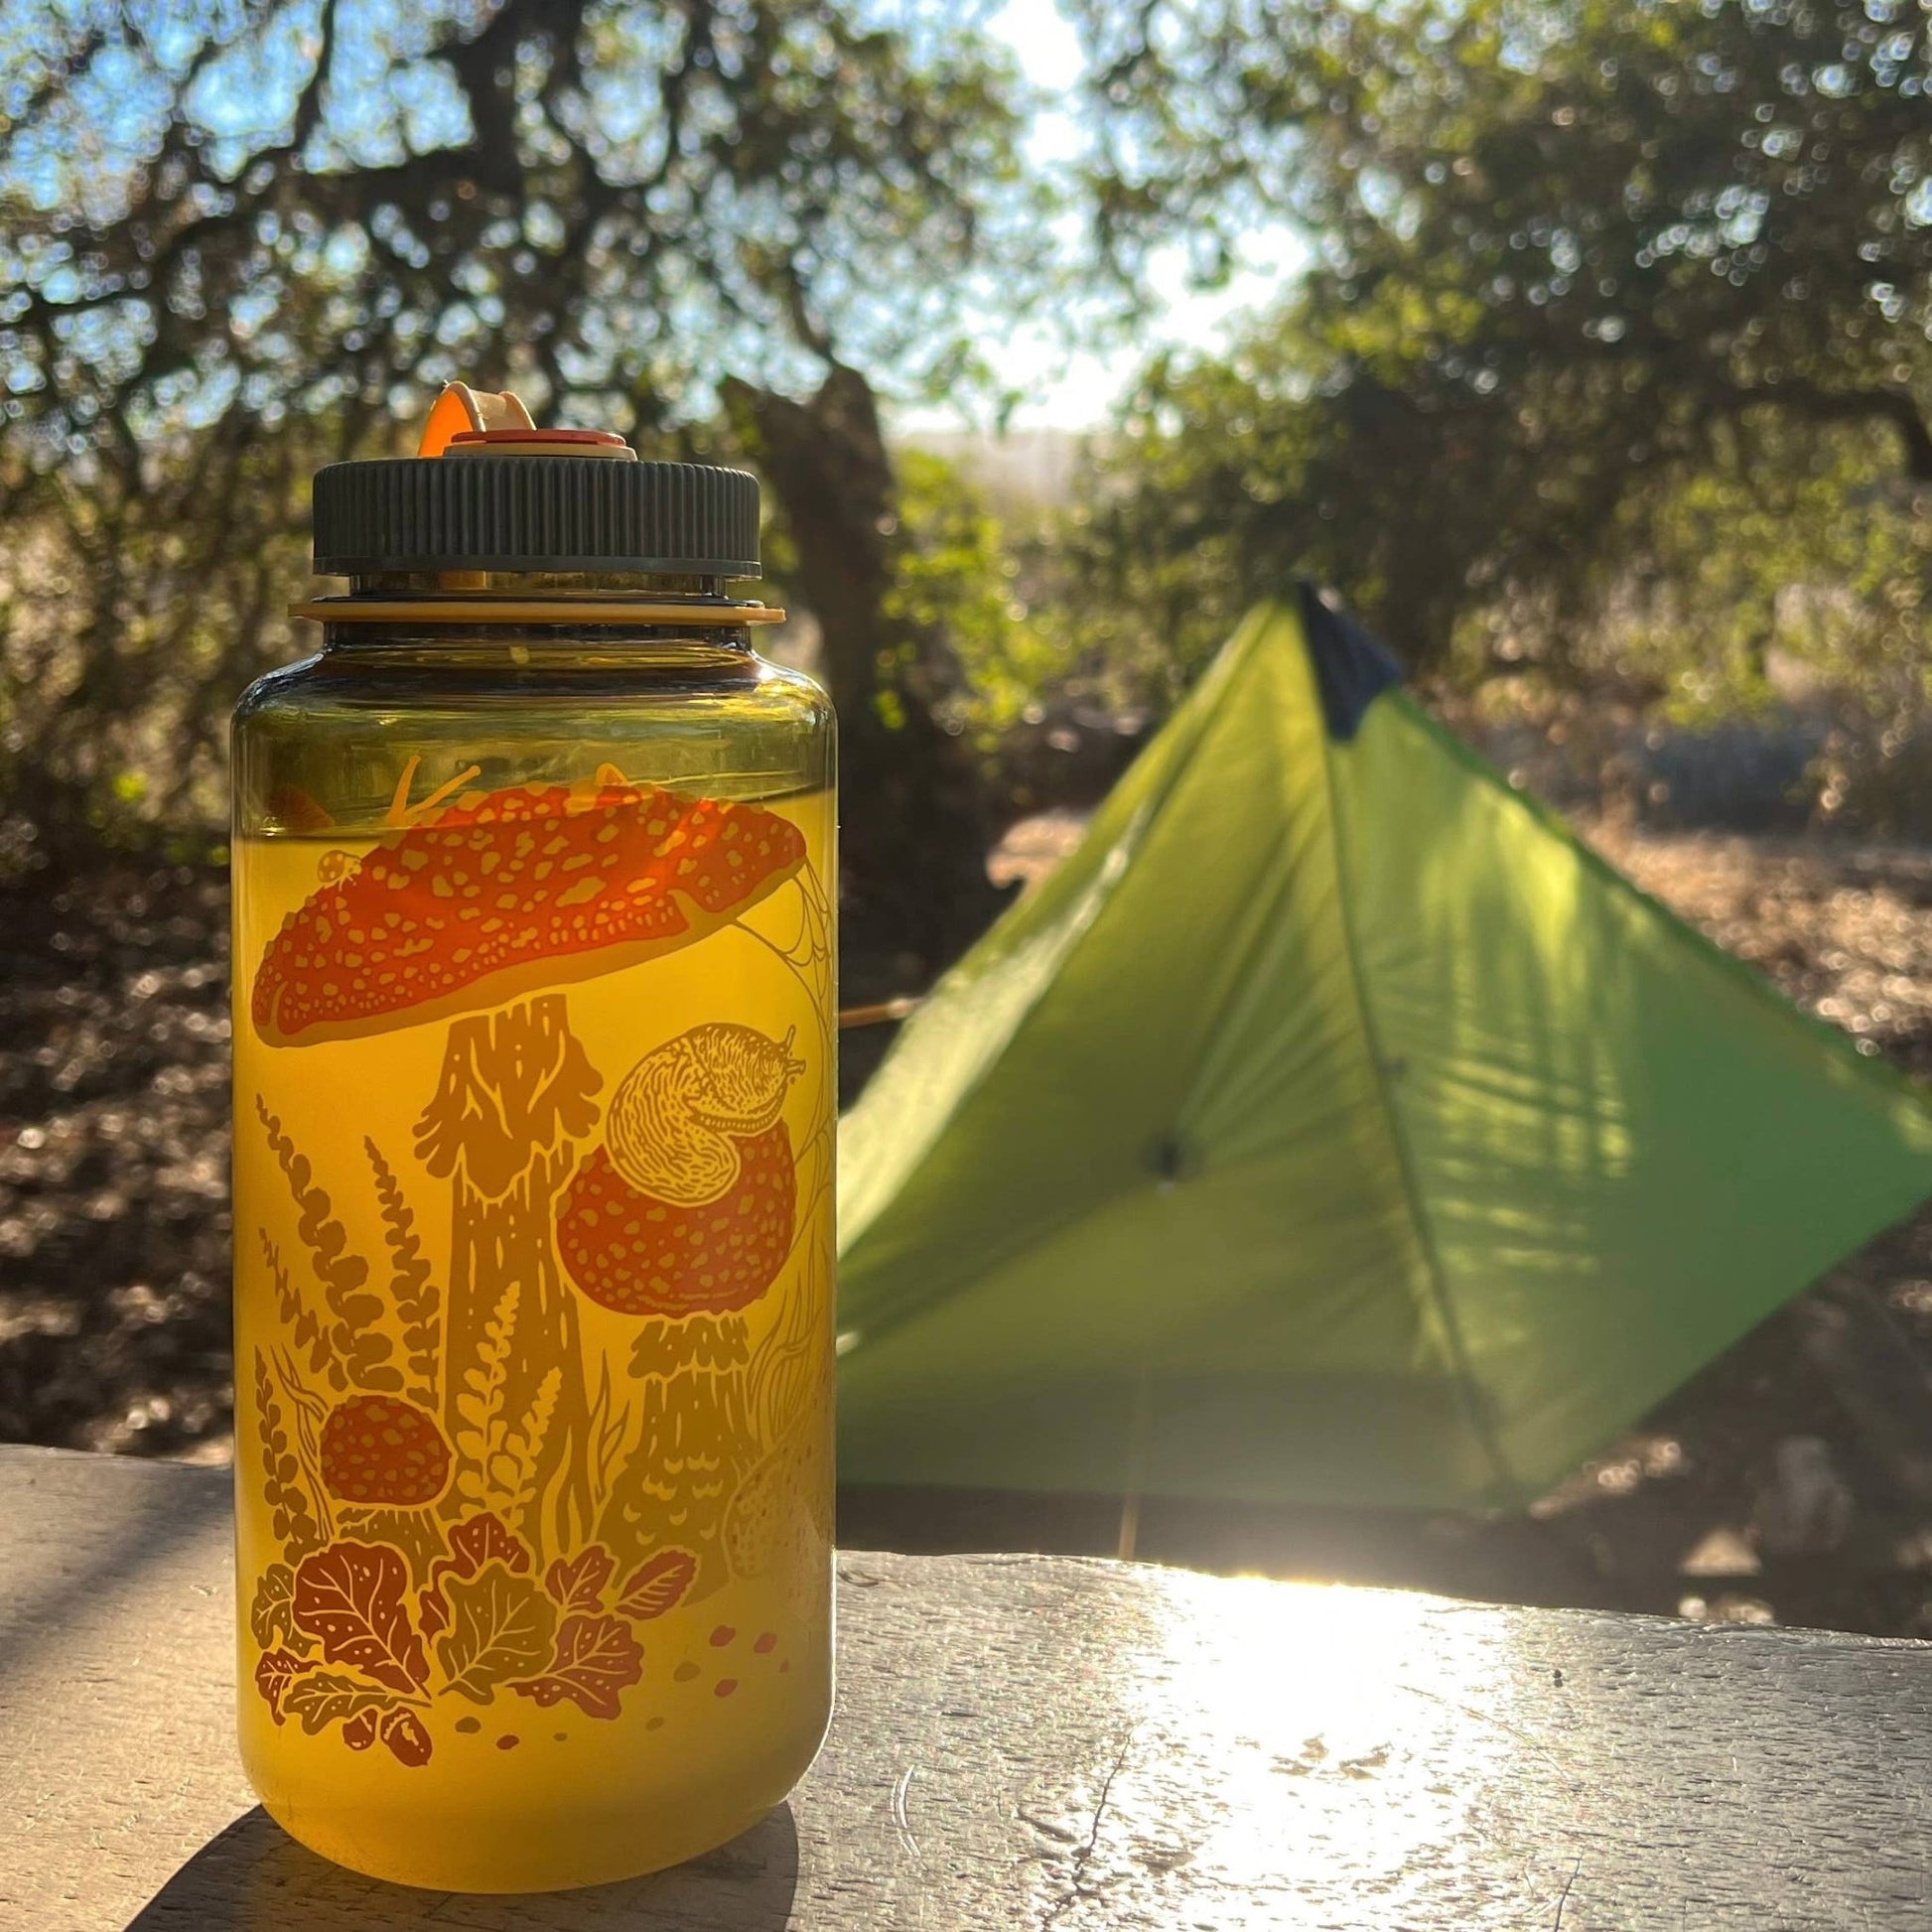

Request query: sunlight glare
[{"left": 1117, "top": 1574, "right": 1524, "bottom": 1904}]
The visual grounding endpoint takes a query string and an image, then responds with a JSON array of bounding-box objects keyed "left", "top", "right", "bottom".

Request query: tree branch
[{"left": 1755, "top": 378, "right": 1932, "bottom": 485}]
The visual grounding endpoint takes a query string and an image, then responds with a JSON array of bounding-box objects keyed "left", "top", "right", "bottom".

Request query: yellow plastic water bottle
[{"left": 229, "top": 386, "right": 835, "bottom": 1889}]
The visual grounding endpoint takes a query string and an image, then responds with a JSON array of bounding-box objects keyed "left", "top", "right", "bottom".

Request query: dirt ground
[{"left": 8, "top": 819, "right": 1932, "bottom": 1634}]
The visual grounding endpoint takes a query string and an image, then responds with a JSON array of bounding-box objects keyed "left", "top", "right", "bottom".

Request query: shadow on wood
[
  {"left": 837, "top": 1481, "right": 1610, "bottom": 1605},
  {"left": 0, "top": 1449, "right": 231, "bottom": 1681},
  {"left": 127, "top": 1802, "right": 799, "bottom": 1930}
]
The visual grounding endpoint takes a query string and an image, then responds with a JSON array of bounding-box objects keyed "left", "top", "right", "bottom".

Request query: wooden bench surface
[{"left": 4, "top": 1443, "right": 1932, "bottom": 1929}]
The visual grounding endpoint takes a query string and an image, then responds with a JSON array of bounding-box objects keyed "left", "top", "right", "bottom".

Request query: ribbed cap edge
[{"left": 313, "top": 458, "right": 760, "bottom": 576}]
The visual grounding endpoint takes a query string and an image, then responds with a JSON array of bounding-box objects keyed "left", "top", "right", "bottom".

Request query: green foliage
[
  {"left": 0, "top": 419, "right": 321, "bottom": 867},
  {"left": 0, "top": 0, "right": 1041, "bottom": 446},
  {"left": 1065, "top": 0, "right": 1932, "bottom": 716},
  {"left": 0, "top": 0, "right": 1042, "bottom": 867},
  {"left": 885, "top": 450, "right": 1062, "bottom": 743},
  {"left": 3, "top": 0, "right": 1928, "bottom": 869},
  {"left": 1542, "top": 423, "right": 1932, "bottom": 728}
]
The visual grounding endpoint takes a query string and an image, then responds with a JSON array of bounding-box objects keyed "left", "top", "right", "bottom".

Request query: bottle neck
[
  {"left": 294, "top": 568, "right": 785, "bottom": 666},
  {"left": 347, "top": 568, "right": 737, "bottom": 598}
]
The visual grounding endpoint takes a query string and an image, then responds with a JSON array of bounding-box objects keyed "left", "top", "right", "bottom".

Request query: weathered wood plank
[{"left": 4, "top": 1443, "right": 1932, "bottom": 1929}]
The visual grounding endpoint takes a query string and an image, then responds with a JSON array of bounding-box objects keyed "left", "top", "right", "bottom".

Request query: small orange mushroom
[
  {"left": 558, "top": 1024, "right": 802, "bottom": 1317},
  {"left": 319, "top": 1393, "right": 453, "bottom": 1506},
  {"left": 251, "top": 778, "right": 807, "bottom": 1047}
]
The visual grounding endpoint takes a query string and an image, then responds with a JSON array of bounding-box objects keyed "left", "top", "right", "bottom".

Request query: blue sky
[
  {"left": 0, "top": 0, "right": 1307, "bottom": 439},
  {"left": 903, "top": 0, "right": 1308, "bottom": 434}
]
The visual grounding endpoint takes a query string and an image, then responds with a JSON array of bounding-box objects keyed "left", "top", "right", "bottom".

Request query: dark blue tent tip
[{"left": 1300, "top": 582, "right": 1402, "bottom": 741}]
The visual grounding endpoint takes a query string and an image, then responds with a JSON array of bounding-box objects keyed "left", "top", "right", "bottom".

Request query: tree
[
  {"left": 1065, "top": 0, "right": 1932, "bottom": 679},
  {"left": 725, "top": 365, "right": 1014, "bottom": 957},
  {"left": 0, "top": 0, "right": 1042, "bottom": 951}
]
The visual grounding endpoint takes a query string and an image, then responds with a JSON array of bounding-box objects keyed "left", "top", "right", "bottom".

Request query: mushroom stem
[{"left": 599, "top": 1316, "right": 754, "bottom": 1594}]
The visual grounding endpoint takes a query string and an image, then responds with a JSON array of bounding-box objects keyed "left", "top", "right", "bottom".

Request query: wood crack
[{"left": 1039, "top": 1728, "right": 1136, "bottom": 1928}]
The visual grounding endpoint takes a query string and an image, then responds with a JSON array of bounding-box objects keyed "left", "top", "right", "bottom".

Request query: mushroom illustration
[
  {"left": 320, "top": 1393, "right": 452, "bottom": 1507},
  {"left": 253, "top": 773, "right": 812, "bottom": 1562},
  {"left": 253, "top": 775, "right": 807, "bottom": 1048},
  {"left": 556, "top": 1024, "right": 804, "bottom": 1318},
  {"left": 558, "top": 1024, "right": 806, "bottom": 1588}
]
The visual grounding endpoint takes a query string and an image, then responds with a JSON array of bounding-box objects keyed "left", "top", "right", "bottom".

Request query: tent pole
[{"left": 1117, "top": 1366, "right": 1153, "bottom": 1562}]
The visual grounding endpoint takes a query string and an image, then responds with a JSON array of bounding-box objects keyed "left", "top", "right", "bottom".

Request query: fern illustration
[
  {"left": 257, "top": 1096, "right": 399, "bottom": 1393},
  {"left": 260, "top": 1230, "right": 343, "bottom": 1392},
  {"left": 254, "top": 1347, "right": 323, "bottom": 1559},
  {"left": 452, "top": 1279, "right": 520, "bottom": 1508},
  {"left": 494, "top": 1365, "right": 561, "bottom": 1531},
  {"left": 364, "top": 1137, "right": 440, "bottom": 1405}
]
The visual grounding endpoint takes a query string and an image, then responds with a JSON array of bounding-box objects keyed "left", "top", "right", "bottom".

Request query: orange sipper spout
[{"left": 417, "top": 381, "right": 634, "bottom": 460}]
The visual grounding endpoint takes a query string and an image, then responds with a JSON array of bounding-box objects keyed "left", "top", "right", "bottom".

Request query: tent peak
[{"left": 1299, "top": 582, "right": 1402, "bottom": 741}]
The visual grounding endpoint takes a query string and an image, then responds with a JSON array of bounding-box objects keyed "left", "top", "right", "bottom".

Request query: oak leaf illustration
[
  {"left": 436, "top": 1562, "right": 558, "bottom": 1704},
  {"left": 449, "top": 1511, "right": 532, "bottom": 1576},
  {"left": 509, "top": 1613, "right": 644, "bottom": 1721},
  {"left": 292, "top": 1541, "right": 429, "bottom": 1696},
  {"left": 282, "top": 1670, "right": 398, "bottom": 1736},
  {"left": 417, "top": 1570, "right": 451, "bottom": 1640},
  {"left": 545, "top": 1546, "right": 616, "bottom": 1614},
  {"left": 381, "top": 1708, "right": 434, "bottom": 1767},
  {"left": 253, "top": 1648, "right": 314, "bottom": 1724},
  {"left": 250, "top": 1565, "right": 308, "bottom": 1653},
  {"left": 616, "top": 1548, "right": 697, "bottom": 1623},
  {"left": 420, "top": 1512, "right": 535, "bottom": 1640}
]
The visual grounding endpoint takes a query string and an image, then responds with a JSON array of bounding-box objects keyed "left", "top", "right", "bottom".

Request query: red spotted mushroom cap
[
  {"left": 319, "top": 1394, "right": 452, "bottom": 1507},
  {"left": 252, "top": 779, "right": 806, "bottom": 1046},
  {"left": 557, "top": 1023, "right": 804, "bottom": 1317},
  {"left": 558, "top": 1127, "right": 797, "bottom": 1318}
]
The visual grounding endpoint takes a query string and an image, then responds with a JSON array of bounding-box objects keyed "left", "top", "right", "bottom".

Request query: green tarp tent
[{"left": 836, "top": 594, "right": 1932, "bottom": 1510}]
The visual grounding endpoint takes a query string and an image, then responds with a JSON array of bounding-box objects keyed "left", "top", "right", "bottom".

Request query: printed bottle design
[
  {"left": 242, "top": 767, "right": 833, "bottom": 1767},
  {"left": 558, "top": 1024, "right": 804, "bottom": 1317}
]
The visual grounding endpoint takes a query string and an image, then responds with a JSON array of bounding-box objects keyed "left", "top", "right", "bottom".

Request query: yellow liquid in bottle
[{"left": 231, "top": 779, "right": 835, "bottom": 1891}]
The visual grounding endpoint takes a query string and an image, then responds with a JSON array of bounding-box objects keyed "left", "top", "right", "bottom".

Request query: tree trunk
[
  {"left": 723, "top": 363, "right": 1011, "bottom": 972},
  {"left": 415, "top": 994, "right": 601, "bottom": 1561}
]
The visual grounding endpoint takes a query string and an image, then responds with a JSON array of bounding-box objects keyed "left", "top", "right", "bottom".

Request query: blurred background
[{"left": 2, "top": 0, "right": 1931, "bottom": 1633}]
